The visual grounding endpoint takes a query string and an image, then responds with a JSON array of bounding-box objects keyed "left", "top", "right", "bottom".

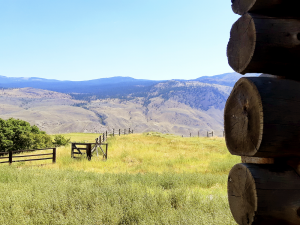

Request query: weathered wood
[
  {"left": 9, "top": 151, "right": 12, "bottom": 164},
  {"left": 13, "top": 153, "right": 53, "bottom": 158},
  {"left": 224, "top": 76, "right": 300, "bottom": 157},
  {"left": 0, "top": 156, "right": 9, "bottom": 159},
  {"left": 72, "top": 148, "right": 87, "bottom": 150},
  {"left": 71, "top": 143, "right": 74, "bottom": 158},
  {"left": 53, "top": 148, "right": 56, "bottom": 163},
  {"left": 276, "top": 157, "right": 300, "bottom": 177},
  {"left": 86, "top": 144, "right": 91, "bottom": 161},
  {"left": 12, "top": 148, "right": 54, "bottom": 153},
  {"left": 227, "top": 13, "right": 300, "bottom": 77},
  {"left": 232, "top": 0, "right": 300, "bottom": 16},
  {"left": 228, "top": 163, "right": 300, "bottom": 225},
  {"left": 241, "top": 156, "right": 274, "bottom": 164}
]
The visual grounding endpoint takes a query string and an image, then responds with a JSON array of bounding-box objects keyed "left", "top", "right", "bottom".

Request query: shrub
[
  {"left": 0, "top": 118, "right": 52, "bottom": 152},
  {"left": 52, "top": 134, "right": 70, "bottom": 147}
]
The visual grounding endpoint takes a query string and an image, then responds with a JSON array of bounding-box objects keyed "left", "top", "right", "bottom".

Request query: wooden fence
[
  {"left": 102, "top": 128, "right": 225, "bottom": 139},
  {"left": 71, "top": 143, "right": 108, "bottom": 160},
  {"left": 182, "top": 131, "right": 225, "bottom": 138},
  {"left": 98, "top": 128, "right": 133, "bottom": 142},
  {"left": 0, "top": 148, "right": 56, "bottom": 165}
]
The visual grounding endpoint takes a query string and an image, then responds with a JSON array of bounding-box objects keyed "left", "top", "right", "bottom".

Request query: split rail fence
[{"left": 0, "top": 148, "right": 56, "bottom": 165}]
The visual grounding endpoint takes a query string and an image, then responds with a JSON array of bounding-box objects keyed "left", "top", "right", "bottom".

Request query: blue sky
[{"left": 0, "top": 0, "right": 239, "bottom": 81}]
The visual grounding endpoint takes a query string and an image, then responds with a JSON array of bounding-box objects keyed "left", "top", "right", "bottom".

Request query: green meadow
[{"left": 0, "top": 132, "right": 239, "bottom": 224}]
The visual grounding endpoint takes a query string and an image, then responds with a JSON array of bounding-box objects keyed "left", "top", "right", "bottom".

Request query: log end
[
  {"left": 228, "top": 163, "right": 257, "bottom": 225},
  {"left": 231, "top": 0, "right": 255, "bottom": 15},
  {"left": 224, "top": 77, "right": 263, "bottom": 156},
  {"left": 227, "top": 13, "right": 256, "bottom": 74}
]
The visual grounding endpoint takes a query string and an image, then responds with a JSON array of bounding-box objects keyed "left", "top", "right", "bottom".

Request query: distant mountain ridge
[
  {"left": 0, "top": 72, "right": 260, "bottom": 135},
  {"left": 0, "top": 72, "right": 258, "bottom": 95}
]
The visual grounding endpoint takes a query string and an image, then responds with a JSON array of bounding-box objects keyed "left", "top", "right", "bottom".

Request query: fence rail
[{"left": 0, "top": 148, "right": 56, "bottom": 164}]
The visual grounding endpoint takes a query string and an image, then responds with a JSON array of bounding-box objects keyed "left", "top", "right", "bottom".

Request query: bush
[
  {"left": 0, "top": 118, "right": 52, "bottom": 152},
  {"left": 52, "top": 134, "right": 70, "bottom": 147}
]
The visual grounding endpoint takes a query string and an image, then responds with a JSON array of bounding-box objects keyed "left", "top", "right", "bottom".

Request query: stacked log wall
[{"left": 225, "top": 1, "right": 300, "bottom": 224}]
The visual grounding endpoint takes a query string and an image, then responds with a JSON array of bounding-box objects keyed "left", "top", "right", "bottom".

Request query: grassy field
[{"left": 0, "top": 132, "right": 240, "bottom": 224}]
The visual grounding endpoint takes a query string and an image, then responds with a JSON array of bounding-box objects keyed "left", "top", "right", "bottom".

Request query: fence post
[
  {"left": 129, "top": 128, "right": 131, "bottom": 134},
  {"left": 212, "top": 131, "right": 214, "bottom": 137},
  {"left": 71, "top": 143, "right": 74, "bottom": 158},
  {"left": 113, "top": 129, "right": 114, "bottom": 136},
  {"left": 103, "top": 133, "right": 105, "bottom": 142},
  {"left": 106, "top": 131, "right": 107, "bottom": 139},
  {"left": 207, "top": 131, "right": 208, "bottom": 137},
  {"left": 124, "top": 129, "right": 126, "bottom": 135},
  {"left": 53, "top": 148, "right": 56, "bottom": 163},
  {"left": 105, "top": 144, "right": 108, "bottom": 160},
  {"left": 132, "top": 130, "right": 133, "bottom": 134},
  {"left": 9, "top": 151, "right": 12, "bottom": 165},
  {"left": 87, "top": 144, "right": 91, "bottom": 161},
  {"left": 119, "top": 129, "right": 120, "bottom": 136},
  {"left": 198, "top": 131, "right": 199, "bottom": 137}
]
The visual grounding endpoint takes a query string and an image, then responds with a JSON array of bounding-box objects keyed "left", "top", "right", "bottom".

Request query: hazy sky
[{"left": 0, "top": 0, "right": 239, "bottom": 81}]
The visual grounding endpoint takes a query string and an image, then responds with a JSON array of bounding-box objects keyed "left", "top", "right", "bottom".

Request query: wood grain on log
[
  {"left": 228, "top": 163, "right": 300, "bottom": 225},
  {"left": 227, "top": 13, "right": 300, "bottom": 76},
  {"left": 241, "top": 156, "right": 274, "bottom": 164},
  {"left": 224, "top": 77, "right": 300, "bottom": 157},
  {"left": 232, "top": 0, "right": 300, "bottom": 17}
]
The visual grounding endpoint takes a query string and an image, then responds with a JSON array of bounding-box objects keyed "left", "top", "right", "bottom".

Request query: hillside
[{"left": 0, "top": 73, "right": 258, "bottom": 135}]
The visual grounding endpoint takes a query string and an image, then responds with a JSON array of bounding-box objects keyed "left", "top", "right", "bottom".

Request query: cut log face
[
  {"left": 227, "top": 14, "right": 256, "bottom": 75},
  {"left": 228, "top": 163, "right": 300, "bottom": 225},
  {"left": 228, "top": 164, "right": 257, "bottom": 225},
  {"left": 227, "top": 13, "right": 300, "bottom": 76},
  {"left": 224, "top": 77, "right": 263, "bottom": 157},
  {"left": 232, "top": 0, "right": 300, "bottom": 17},
  {"left": 225, "top": 76, "right": 300, "bottom": 157}
]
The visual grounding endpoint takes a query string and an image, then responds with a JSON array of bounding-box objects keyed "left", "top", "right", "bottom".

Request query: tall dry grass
[{"left": 0, "top": 132, "right": 239, "bottom": 224}]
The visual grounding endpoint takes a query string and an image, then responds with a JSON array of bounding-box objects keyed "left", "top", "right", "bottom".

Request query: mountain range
[{"left": 0, "top": 72, "right": 259, "bottom": 136}]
